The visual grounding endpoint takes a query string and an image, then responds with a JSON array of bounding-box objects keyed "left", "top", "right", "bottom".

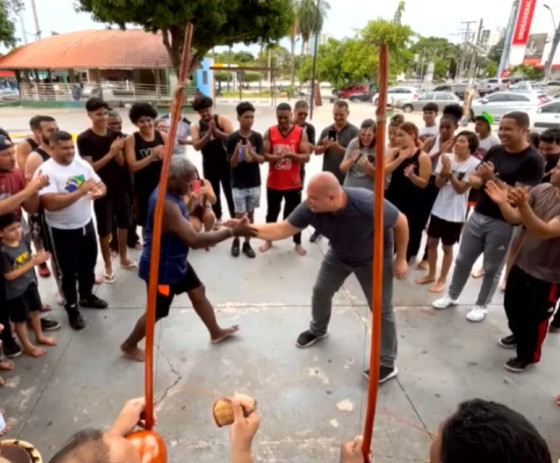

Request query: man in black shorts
[
  {"left": 78, "top": 98, "right": 136, "bottom": 284},
  {"left": 120, "top": 157, "right": 255, "bottom": 362}
]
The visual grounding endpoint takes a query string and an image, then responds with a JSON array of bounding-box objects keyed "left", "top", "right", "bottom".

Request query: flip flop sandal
[
  {"left": 103, "top": 273, "right": 116, "bottom": 284},
  {"left": 120, "top": 261, "right": 138, "bottom": 270}
]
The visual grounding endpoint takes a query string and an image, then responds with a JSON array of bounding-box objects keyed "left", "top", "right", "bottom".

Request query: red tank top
[{"left": 267, "top": 125, "right": 303, "bottom": 190}]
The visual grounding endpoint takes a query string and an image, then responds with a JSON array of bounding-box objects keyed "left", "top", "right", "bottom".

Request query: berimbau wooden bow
[
  {"left": 361, "top": 43, "right": 389, "bottom": 463},
  {"left": 144, "top": 23, "right": 194, "bottom": 430}
]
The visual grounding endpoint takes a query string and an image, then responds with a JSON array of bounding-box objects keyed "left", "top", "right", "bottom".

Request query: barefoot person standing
[{"left": 121, "top": 158, "right": 254, "bottom": 362}]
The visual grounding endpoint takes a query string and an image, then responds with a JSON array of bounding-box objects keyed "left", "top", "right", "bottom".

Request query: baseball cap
[
  {"left": 476, "top": 111, "right": 494, "bottom": 127},
  {"left": 0, "top": 135, "right": 13, "bottom": 151}
]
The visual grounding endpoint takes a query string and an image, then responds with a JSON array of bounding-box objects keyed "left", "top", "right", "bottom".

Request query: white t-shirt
[
  {"left": 431, "top": 154, "right": 480, "bottom": 223},
  {"left": 37, "top": 158, "right": 101, "bottom": 229},
  {"left": 420, "top": 125, "right": 439, "bottom": 139},
  {"left": 476, "top": 134, "right": 501, "bottom": 157}
]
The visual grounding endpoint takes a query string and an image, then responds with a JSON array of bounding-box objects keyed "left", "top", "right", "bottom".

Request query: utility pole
[
  {"left": 544, "top": 5, "right": 560, "bottom": 82},
  {"left": 309, "top": 0, "right": 320, "bottom": 120},
  {"left": 467, "top": 19, "right": 484, "bottom": 83},
  {"left": 30, "top": 0, "right": 41, "bottom": 40},
  {"left": 457, "top": 21, "right": 477, "bottom": 79},
  {"left": 19, "top": 12, "right": 27, "bottom": 44},
  {"left": 498, "top": 0, "right": 520, "bottom": 78}
]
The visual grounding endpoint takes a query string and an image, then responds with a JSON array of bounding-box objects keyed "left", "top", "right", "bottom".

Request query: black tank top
[
  {"left": 199, "top": 115, "right": 228, "bottom": 166},
  {"left": 26, "top": 138, "right": 39, "bottom": 151},
  {"left": 34, "top": 147, "right": 50, "bottom": 162},
  {"left": 386, "top": 149, "right": 422, "bottom": 213}
]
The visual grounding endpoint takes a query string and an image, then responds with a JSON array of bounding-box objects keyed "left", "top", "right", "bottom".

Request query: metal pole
[
  {"left": 30, "top": 0, "right": 41, "bottom": 40},
  {"left": 498, "top": 0, "right": 520, "bottom": 78},
  {"left": 309, "top": 0, "right": 320, "bottom": 120},
  {"left": 544, "top": 5, "right": 560, "bottom": 82}
]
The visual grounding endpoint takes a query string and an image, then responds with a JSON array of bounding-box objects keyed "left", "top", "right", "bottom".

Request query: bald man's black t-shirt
[{"left": 474, "top": 144, "right": 544, "bottom": 221}]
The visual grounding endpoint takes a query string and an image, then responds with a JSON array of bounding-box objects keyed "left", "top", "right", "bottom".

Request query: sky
[{"left": 11, "top": 0, "right": 560, "bottom": 50}]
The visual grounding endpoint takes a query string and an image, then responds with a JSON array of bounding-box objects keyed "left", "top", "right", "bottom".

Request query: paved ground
[{"left": 1, "top": 102, "right": 559, "bottom": 462}]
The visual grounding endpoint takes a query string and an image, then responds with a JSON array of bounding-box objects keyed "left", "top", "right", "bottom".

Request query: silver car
[
  {"left": 471, "top": 91, "right": 548, "bottom": 121},
  {"left": 395, "top": 91, "right": 461, "bottom": 113}
]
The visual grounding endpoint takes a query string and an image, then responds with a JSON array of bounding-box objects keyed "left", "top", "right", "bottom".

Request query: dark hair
[
  {"left": 192, "top": 96, "right": 213, "bottom": 112},
  {"left": 85, "top": 97, "right": 110, "bottom": 113},
  {"left": 0, "top": 213, "right": 18, "bottom": 231},
  {"left": 49, "top": 429, "right": 109, "bottom": 463},
  {"left": 294, "top": 100, "right": 309, "bottom": 110},
  {"left": 503, "top": 111, "right": 530, "bottom": 128},
  {"left": 441, "top": 104, "right": 463, "bottom": 126},
  {"left": 441, "top": 399, "right": 551, "bottom": 463},
  {"left": 236, "top": 101, "right": 255, "bottom": 117},
  {"left": 528, "top": 131, "right": 540, "bottom": 149},
  {"left": 539, "top": 128, "right": 560, "bottom": 145},
  {"left": 389, "top": 113, "right": 405, "bottom": 128},
  {"left": 107, "top": 109, "right": 121, "bottom": 119},
  {"left": 129, "top": 102, "right": 158, "bottom": 123},
  {"left": 423, "top": 102, "right": 438, "bottom": 114},
  {"left": 359, "top": 119, "right": 376, "bottom": 149},
  {"left": 29, "top": 115, "right": 55, "bottom": 131},
  {"left": 334, "top": 99, "right": 349, "bottom": 110},
  {"left": 456, "top": 130, "right": 479, "bottom": 154},
  {"left": 276, "top": 102, "right": 292, "bottom": 112},
  {"left": 49, "top": 130, "right": 73, "bottom": 145}
]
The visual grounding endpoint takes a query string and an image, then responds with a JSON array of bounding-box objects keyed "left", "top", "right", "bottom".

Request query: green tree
[
  {"left": 510, "top": 64, "right": 544, "bottom": 81},
  {"left": 287, "top": 2, "right": 300, "bottom": 87},
  {"left": 409, "top": 36, "right": 460, "bottom": 80},
  {"left": 244, "top": 71, "right": 262, "bottom": 83},
  {"left": 0, "top": 0, "right": 23, "bottom": 48},
  {"left": 297, "top": 0, "right": 330, "bottom": 56},
  {"left": 234, "top": 51, "right": 255, "bottom": 64},
  {"left": 488, "top": 37, "right": 505, "bottom": 65},
  {"left": 76, "top": 0, "right": 294, "bottom": 75},
  {"left": 393, "top": 0, "right": 405, "bottom": 25}
]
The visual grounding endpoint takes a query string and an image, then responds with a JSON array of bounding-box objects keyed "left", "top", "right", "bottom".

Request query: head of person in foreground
[{"left": 305, "top": 172, "right": 345, "bottom": 213}]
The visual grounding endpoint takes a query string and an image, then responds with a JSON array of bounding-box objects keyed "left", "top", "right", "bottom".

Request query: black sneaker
[
  {"left": 296, "top": 330, "right": 328, "bottom": 348},
  {"left": 231, "top": 238, "right": 240, "bottom": 257},
  {"left": 363, "top": 366, "right": 399, "bottom": 384},
  {"left": 67, "top": 309, "right": 86, "bottom": 331},
  {"left": 309, "top": 231, "right": 321, "bottom": 243},
  {"left": 3, "top": 341, "right": 22, "bottom": 358},
  {"left": 498, "top": 334, "right": 516, "bottom": 349},
  {"left": 79, "top": 295, "right": 108, "bottom": 309},
  {"left": 242, "top": 241, "right": 256, "bottom": 258},
  {"left": 40, "top": 317, "right": 61, "bottom": 332},
  {"left": 504, "top": 357, "right": 533, "bottom": 373}
]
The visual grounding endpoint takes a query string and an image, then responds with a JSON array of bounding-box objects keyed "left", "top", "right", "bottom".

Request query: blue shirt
[{"left": 138, "top": 188, "right": 189, "bottom": 284}]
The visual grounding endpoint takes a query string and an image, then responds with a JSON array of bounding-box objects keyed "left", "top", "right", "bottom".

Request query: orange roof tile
[{"left": 0, "top": 29, "right": 172, "bottom": 70}]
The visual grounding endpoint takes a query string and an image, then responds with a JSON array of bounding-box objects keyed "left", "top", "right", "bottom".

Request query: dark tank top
[{"left": 386, "top": 149, "right": 422, "bottom": 213}]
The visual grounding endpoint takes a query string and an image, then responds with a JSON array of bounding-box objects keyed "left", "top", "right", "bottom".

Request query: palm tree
[
  {"left": 288, "top": 4, "right": 300, "bottom": 87},
  {"left": 297, "top": 0, "right": 330, "bottom": 56}
]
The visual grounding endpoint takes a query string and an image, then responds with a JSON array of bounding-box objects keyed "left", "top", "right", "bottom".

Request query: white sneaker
[
  {"left": 466, "top": 305, "right": 488, "bottom": 322},
  {"left": 432, "top": 295, "right": 459, "bottom": 310}
]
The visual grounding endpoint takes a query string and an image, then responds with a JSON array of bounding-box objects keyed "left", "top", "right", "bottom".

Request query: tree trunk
[{"left": 290, "top": 36, "right": 296, "bottom": 87}]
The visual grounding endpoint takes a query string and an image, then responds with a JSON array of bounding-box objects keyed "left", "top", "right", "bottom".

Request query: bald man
[{"left": 254, "top": 172, "right": 409, "bottom": 383}]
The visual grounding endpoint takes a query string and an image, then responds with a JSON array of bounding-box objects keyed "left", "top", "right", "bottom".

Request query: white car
[
  {"left": 471, "top": 92, "right": 547, "bottom": 122},
  {"left": 530, "top": 100, "right": 560, "bottom": 133},
  {"left": 373, "top": 86, "right": 419, "bottom": 106}
]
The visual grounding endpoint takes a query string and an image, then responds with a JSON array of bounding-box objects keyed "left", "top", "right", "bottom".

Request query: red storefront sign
[{"left": 513, "top": 0, "right": 537, "bottom": 45}]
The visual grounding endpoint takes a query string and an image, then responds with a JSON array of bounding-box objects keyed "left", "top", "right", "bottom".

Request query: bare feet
[
  {"left": 23, "top": 345, "right": 46, "bottom": 358},
  {"left": 0, "top": 360, "right": 14, "bottom": 371},
  {"left": 471, "top": 267, "right": 485, "bottom": 278},
  {"left": 37, "top": 336, "right": 57, "bottom": 347},
  {"left": 120, "top": 259, "right": 138, "bottom": 270},
  {"left": 295, "top": 244, "right": 307, "bottom": 256},
  {"left": 211, "top": 325, "right": 240, "bottom": 344},
  {"left": 259, "top": 241, "right": 272, "bottom": 253},
  {"left": 415, "top": 260, "right": 429, "bottom": 271},
  {"left": 429, "top": 281, "right": 446, "bottom": 293},
  {"left": 121, "top": 344, "right": 145, "bottom": 362},
  {"left": 415, "top": 275, "right": 436, "bottom": 285}
]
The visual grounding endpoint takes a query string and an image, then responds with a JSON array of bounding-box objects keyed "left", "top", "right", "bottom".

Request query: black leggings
[
  {"left": 203, "top": 162, "right": 235, "bottom": 220},
  {"left": 266, "top": 188, "right": 302, "bottom": 244}
]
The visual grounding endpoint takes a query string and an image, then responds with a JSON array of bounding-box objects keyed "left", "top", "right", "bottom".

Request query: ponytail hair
[{"left": 399, "top": 121, "right": 422, "bottom": 148}]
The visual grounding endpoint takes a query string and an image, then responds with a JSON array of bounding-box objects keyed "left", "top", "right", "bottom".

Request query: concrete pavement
[{"left": 0, "top": 103, "right": 558, "bottom": 462}]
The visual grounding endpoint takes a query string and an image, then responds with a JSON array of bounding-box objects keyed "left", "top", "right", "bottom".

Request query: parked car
[
  {"left": 529, "top": 99, "right": 560, "bottom": 133},
  {"left": 349, "top": 91, "right": 374, "bottom": 102},
  {"left": 471, "top": 91, "right": 548, "bottom": 121},
  {"left": 335, "top": 83, "right": 370, "bottom": 99},
  {"left": 432, "top": 84, "right": 468, "bottom": 99},
  {"left": 373, "top": 86, "right": 419, "bottom": 106},
  {"left": 478, "top": 78, "right": 512, "bottom": 96},
  {"left": 396, "top": 91, "right": 461, "bottom": 113}
]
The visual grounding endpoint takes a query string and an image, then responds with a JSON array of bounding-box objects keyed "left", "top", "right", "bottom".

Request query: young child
[{"left": 0, "top": 214, "right": 56, "bottom": 358}]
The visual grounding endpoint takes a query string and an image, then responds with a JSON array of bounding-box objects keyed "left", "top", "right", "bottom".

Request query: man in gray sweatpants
[
  {"left": 433, "top": 112, "right": 544, "bottom": 322},
  {"left": 254, "top": 172, "right": 409, "bottom": 384}
]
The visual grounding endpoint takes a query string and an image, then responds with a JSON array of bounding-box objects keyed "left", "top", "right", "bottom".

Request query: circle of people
[{"left": 0, "top": 96, "right": 559, "bottom": 462}]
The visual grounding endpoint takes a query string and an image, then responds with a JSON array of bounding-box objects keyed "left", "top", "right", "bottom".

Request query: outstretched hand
[
  {"left": 225, "top": 216, "right": 258, "bottom": 238},
  {"left": 340, "top": 437, "right": 371, "bottom": 463},
  {"left": 109, "top": 397, "right": 156, "bottom": 437}
]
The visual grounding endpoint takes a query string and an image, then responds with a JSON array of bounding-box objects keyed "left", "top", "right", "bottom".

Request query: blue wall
[{"left": 196, "top": 57, "right": 214, "bottom": 99}]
